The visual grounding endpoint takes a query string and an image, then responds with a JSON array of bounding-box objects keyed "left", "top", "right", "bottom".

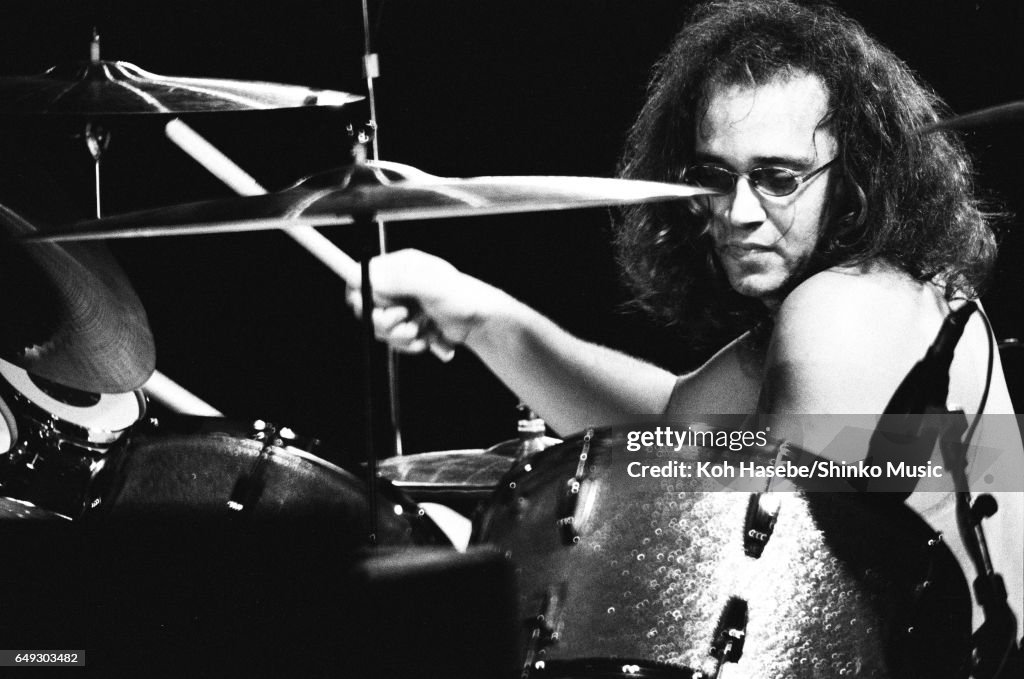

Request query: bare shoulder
[
  {"left": 776, "top": 262, "right": 943, "bottom": 348},
  {"left": 763, "top": 262, "right": 945, "bottom": 413},
  {"left": 779, "top": 262, "right": 937, "bottom": 328}
]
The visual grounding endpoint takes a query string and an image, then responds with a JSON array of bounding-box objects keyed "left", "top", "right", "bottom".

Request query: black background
[{"left": 0, "top": 0, "right": 1021, "bottom": 470}]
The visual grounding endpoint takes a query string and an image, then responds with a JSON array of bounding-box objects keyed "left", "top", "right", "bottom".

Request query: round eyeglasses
[{"left": 682, "top": 158, "right": 837, "bottom": 198}]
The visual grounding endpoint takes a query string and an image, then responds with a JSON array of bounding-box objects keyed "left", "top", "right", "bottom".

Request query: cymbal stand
[
  {"left": 357, "top": 210, "right": 380, "bottom": 545},
  {"left": 939, "top": 415, "right": 1018, "bottom": 678},
  {"left": 84, "top": 121, "right": 110, "bottom": 218},
  {"left": 70, "top": 33, "right": 226, "bottom": 416},
  {"left": 358, "top": 0, "right": 407, "bottom": 458},
  {"left": 74, "top": 32, "right": 111, "bottom": 219}
]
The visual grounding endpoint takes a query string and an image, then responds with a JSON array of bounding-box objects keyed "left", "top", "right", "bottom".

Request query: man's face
[{"left": 695, "top": 73, "right": 838, "bottom": 309}]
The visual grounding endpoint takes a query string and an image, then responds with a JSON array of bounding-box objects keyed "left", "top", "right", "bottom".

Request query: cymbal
[
  {"left": 0, "top": 60, "right": 363, "bottom": 115},
  {"left": 26, "top": 161, "right": 717, "bottom": 242},
  {"left": 376, "top": 449, "right": 517, "bottom": 495},
  {"left": 0, "top": 204, "right": 155, "bottom": 393},
  {"left": 916, "top": 100, "right": 1024, "bottom": 134}
]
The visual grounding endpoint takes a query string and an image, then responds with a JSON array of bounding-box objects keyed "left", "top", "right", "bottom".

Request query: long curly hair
[{"left": 615, "top": 0, "right": 997, "bottom": 341}]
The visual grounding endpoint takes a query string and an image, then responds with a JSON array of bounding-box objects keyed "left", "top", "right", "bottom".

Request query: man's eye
[{"left": 752, "top": 169, "right": 797, "bottom": 191}]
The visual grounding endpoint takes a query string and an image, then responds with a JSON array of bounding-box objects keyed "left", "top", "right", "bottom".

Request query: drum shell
[
  {"left": 473, "top": 427, "right": 972, "bottom": 678},
  {"left": 88, "top": 417, "right": 447, "bottom": 547}
]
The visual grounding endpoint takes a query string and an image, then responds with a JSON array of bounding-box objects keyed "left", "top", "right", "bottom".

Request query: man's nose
[{"left": 726, "top": 176, "right": 767, "bottom": 228}]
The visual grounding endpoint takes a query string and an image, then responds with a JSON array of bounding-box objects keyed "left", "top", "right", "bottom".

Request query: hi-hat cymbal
[
  {"left": 376, "top": 449, "right": 515, "bottom": 494},
  {"left": 916, "top": 100, "right": 1024, "bottom": 134},
  {"left": 0, "top": 204, "right": 155, "bottom": 393},
  {"left": 25, "top": 160, "right": 717, "bottom": 242},
  {"left": 0, "top": 60, "right": 363, "bottom": 115}
]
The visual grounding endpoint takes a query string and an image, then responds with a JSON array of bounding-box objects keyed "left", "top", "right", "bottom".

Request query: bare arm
[
  {"left": 349, "top": 249, "right": 676, "bottom": 435},
  {"left": 664, "top": 331, "right": 764, "bottom": 416},
  {"left": 465, "top": 296, "right": 676, "bottom": 434}
]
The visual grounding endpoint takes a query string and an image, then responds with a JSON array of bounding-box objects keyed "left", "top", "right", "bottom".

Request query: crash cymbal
[
  {"left": 916, "top": 100, "right": 1024, "bottom": 134},
  {"left": 26, "top": 160, "right": 718, "bottom": 242},
  {"left": 0, "top": 60, "right": 363, "bottom": 115},
  {"left": 0, "top": 204, "right": 155, "bottom": 393}
]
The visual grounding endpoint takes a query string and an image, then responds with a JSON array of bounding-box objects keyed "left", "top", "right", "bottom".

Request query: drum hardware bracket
[
  {"left": 742, "top": 492, "right": 781, "bottom": 558},
  {"left": 22, "top": 417, "right": 62, "bottom": 469},
  {"left": 226, "top": 422, "right": 277, "bottom": 514},
  {"left": 521, "top": 584, "right": 567, "bottom": 678},
  {"left": 23, "top": 446, "right": 40, "bottom": 470},
  {"left": 709, "top": 596, "right": 748, "bottom": 677},
  {"left": 556, "top": 428, "right": 593, "bottom": 546}
]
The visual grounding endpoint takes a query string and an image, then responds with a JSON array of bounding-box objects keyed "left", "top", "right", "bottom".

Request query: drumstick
[
  {"left": 164, "top": 118, "right": 455, "bottom": 362},
  {"left": 144, "top": 370, "right": 224, "bottom": 416}
]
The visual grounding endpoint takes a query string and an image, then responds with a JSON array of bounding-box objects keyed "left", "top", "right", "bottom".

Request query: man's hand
[{"left": 344, "top": 248, "right": 509, "bottom": 356}]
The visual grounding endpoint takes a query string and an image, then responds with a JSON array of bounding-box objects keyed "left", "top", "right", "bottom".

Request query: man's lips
[{"left": 719, "top": 241, "right": 776, "bottom": 255}]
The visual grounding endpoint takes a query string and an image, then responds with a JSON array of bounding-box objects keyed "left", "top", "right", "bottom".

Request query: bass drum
[
  {"left": 473, "top": 427, "right": 972, "bottom": 679},
  {"left": 86, "top": 415, "right": 448, "bottom": 547}
]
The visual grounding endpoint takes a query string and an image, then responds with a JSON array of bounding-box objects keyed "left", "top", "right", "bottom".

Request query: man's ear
[{"left": 828, "top": 165, "right": 866, "bottom": 241}]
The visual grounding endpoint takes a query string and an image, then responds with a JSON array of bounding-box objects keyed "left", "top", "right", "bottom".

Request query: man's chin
[{"left": 728, "top": 274, "right": 785, "bottom": 305}]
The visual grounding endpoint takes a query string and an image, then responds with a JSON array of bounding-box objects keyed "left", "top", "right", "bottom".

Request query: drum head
[{"left": 0, "top": 357, "right": 143, "bottom": 441}]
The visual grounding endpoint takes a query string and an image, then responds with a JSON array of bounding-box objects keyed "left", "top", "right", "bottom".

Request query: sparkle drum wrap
[{"left": 473, "top": 428, "right": 972, "bottom": 678}]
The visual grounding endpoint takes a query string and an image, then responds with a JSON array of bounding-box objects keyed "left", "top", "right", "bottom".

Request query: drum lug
[
  {"left": 522, "top": 584, "right": 567, "bottom": 676},
  {"left": 555, "top": 429, "right": 593, "bottom": 546},
  {"left": 556, "top": 478, "right": 581, "bottom": 545},
  {"left": 742, "top": 492, "right": 781, "bottom": 558},
  {"left": 228, "top": 423, "right": 277, "bottom": 514},
  {"left": 710, "top": 596, "right": 748, "bottom": 669}
]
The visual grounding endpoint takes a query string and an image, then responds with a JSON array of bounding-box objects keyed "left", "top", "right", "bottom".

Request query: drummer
[{"left": 349, "top": 0, "right": 1023, "bottom": 647}]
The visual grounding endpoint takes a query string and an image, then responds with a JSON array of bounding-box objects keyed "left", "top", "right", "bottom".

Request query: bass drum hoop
[{"left": 531, "top": 657, "right": 697, "bottom": 677}]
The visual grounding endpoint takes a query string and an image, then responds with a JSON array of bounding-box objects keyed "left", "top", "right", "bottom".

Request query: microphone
[
  {"left": 856, "top": 301, "right": 978, "bottom": 494},
  {"left": 884, "top": 300, "right": 977, "bottom": 413}
]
